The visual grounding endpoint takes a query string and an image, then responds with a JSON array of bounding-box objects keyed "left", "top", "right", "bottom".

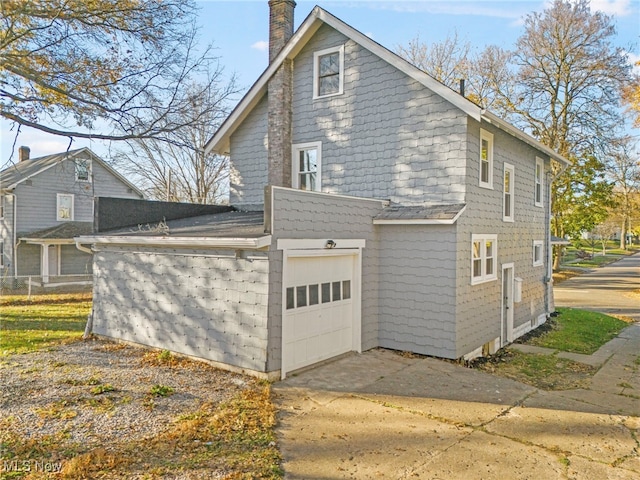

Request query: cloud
[
  {"left": 589, "top": 0, "right": 632, "bottom": 16},
  {"left": 251, "top": 40, "right": 268, "bottom": 51}
]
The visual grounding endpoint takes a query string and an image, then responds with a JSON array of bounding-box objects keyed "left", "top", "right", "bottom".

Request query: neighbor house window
[
  {"left": 533, "top": 240, "right": 544, "bottom": 267},
  {"left": 503, "top": 163, "right": 515, "bottom": 222},
  {"left": 75, "top": 158, "right": 91, "bottom": 182},
  {"left": 313, "top": 45, "right": 344, "bottom": 99},
  {"left": 57, "top": 194, "right": 74, "bottom": 221},
  {"left": 534, "top": 157, "right": 544, "bottom": 207},
  {"left": 479, "top": 129, "right": 494, "bottom": 189},
  {"left": 292, "top": 142, "right": 322, "bottom": 192},
  {"left": 0, "top": 195, "right": 4, "bottom": 219},
  {"left": 472, "top": 234, "right": 497, "bottom": 284},
  {"left": 0, "top": 241, "right": 4, "bottom": 268}
]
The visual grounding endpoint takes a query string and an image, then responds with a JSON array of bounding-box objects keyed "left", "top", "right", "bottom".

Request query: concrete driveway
[{"left": 274, "top": 254, "right": 640, "bottom": 479}]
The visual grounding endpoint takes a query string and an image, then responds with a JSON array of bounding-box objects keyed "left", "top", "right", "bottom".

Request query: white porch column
[{"left": 41, "top": 244, "right": 49, "bottom": 283}]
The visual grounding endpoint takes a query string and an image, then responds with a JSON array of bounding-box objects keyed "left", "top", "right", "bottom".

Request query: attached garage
[{"left": 278, "top": 239, "right": 364, "bottom": 377}]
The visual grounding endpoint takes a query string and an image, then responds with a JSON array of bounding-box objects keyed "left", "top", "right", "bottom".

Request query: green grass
[
  {"left": 0, "top": 293, "right": 91, "bottom": 355},
  {"left": 525, "top": 308, "right": 630, "bottom": 354}
]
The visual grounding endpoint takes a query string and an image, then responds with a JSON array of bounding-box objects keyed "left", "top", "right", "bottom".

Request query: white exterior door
[{"left": 282, "top": 252, "right": 358, "bottom": 375}]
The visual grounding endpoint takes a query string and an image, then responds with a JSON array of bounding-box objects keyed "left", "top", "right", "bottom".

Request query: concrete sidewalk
[{"left": 274, "top": 255, "right": 640, "bottom": 478}]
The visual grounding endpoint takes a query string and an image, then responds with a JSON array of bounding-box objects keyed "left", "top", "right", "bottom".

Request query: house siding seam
[
  {"left": 91, "top": 246, "right": 270, "bottom": 372},
  {"left": 267, "top": 188, "right": 386, "bottom": 371},
  {"left": 291, "top": 24, "right": 468, "bottom": 205},
  {"left": 455, "top": 118, "right": 549, "bottom": 357}
]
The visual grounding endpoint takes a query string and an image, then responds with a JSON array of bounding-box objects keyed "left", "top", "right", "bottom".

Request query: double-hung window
[
  {"left": 471, "top": 234, "right": 497, "bottom": 284},
  {"left": 57, "top": 194, "right": 74, "bottom": 221},
  {"left": 533, "top": 240, "right": 544, "bottom": 267},
  {"left": 75, "top": 158, "right": 91, "bottom": 182},
  {"left": 534, "top": 157, "right": 544, "bottom": 207},
  {"left": 503, "top": 163, "right": 514, "bottom": 222},
  {"left": 292, "top": 142, "right": 321, "bottom": 192},
  {"left": 479, "top": 129, "right": 494, "bottom": 189},
  {"left": 313, "top": 45, "right": 344, "bottom": 99}
]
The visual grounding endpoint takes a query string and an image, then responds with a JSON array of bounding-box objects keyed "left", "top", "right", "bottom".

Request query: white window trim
[
  {"left": 471, "top": 234, "right": 498, "bottom": 285},
  {"left": 533, "top": 240, "right": 544, "bottom": 267},
  {"left": 479, "top": 129, "right": 494, "bottom": 189},
  {"left": 503, "top": 162, "right": 515, "bottom": 222},
  {"left": 75, "top": 158, "right": 92, "bottom": 183},
  {"left": 292, "top": 141, "right": 322, "bottom": 192},
  {"left": 534, "top": 157, "right": 544, "bottom": 207},
  {"left": 56, "top": 193, "right": 74, "bottom": 221},
  {"left": 313, "top": 45, "right": 345, "bottom": 100}
]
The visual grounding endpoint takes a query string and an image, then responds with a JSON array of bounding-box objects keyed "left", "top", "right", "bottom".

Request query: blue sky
[{"left": 1, "top": 0, "right": 638, "bottom": 165}]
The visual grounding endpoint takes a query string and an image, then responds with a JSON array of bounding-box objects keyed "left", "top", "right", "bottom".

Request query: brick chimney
[
  {"left": 267, "top": 0, "right": 295, "bottom": 187},
  {"left": 19, "top": 146, "right": 30, "bottom": 162}
]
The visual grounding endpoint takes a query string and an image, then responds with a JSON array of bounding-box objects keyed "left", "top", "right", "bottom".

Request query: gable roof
[
  {"left": 0, "top": 147, "right": 145, "bottom": 196},
  {"left": 205, "top": 6, "right": 569, "bottom": 167},
  {"left": 19, "top": 221, "right": 93, "bottom": 241}
]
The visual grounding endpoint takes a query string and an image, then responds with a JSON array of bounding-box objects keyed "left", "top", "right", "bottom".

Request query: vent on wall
[{"left": 25, "top": 179, "right": 33, "bottom": 186}]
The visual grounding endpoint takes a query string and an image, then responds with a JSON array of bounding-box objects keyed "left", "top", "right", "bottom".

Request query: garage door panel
[{"left": 283, "top": 253, "right": 357, "bottom": 374}]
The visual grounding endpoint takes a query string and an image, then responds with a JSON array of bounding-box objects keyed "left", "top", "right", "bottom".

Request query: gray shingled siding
[
  {"left": 267, "top": 188, "right": 386, "bottom": 371},
  {"left": 229, "top": 96, "right": 269, "bottom": 208},
  {"left": 454, "top": 119, "right": 549, "bottom": 356},
  {"left": 60, "top": 245, "right": 92, "bottom": 275},
  {"left": 16, "top": 243, "right": 40, "bottom": 276},
  {"left": 377, "top": 224, "right": 458, "bottom": 358},
  {"left": 91, "top": 246, "right": 270, "bottom": 372},
  {"left": 291, "top": 24, "right": 468, "bottom": 205}
]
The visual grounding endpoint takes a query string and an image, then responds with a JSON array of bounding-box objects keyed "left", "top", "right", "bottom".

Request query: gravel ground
[{"left": 0, "top": 338, "right": 257, "bottom": 477}]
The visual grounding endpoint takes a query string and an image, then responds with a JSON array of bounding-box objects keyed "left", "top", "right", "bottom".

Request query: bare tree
[
  {"left": 0, "top": 0, "right": 225, "bottom": 158},
  {"left": 606, "top": 138, "right": 640, "bottom": 249},
  {"left": 112, "top": 77, "right": 238, "bottom": 204}
]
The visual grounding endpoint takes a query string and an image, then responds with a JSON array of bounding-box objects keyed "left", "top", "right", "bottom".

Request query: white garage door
[{"left": 283, "top": 253, "right": 357, "bottom": 374}]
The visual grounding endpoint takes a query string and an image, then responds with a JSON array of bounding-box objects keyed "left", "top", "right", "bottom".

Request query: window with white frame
[
  {"left": 313, "top": 45, "right": 344, "bottom": 99},
  {"left": 57, "top": 194, "right": 74, "bottom": 221},
  {"left": 503, "top": 163, "right": 515, "bottom": 222},
  {"left": 75, "top": 158, "right": 92, "bottom": 182},
  {"left": 471, "top": 234, "right": 497, "bottom": 284},
  {"left": 479, "top": 129, "right": 493, "bottom": 189},
  {"left": 533, "top": 240, "right": 544, "bottom": 267},
  {"left": 534, "top": 157, "right": 544, "bottom": 207},
  {"left": 292, "top": 142, "right": 321, "bottom": 192},
  {"left": 0, "top": 241, "right": 4, "bottom": 268}
]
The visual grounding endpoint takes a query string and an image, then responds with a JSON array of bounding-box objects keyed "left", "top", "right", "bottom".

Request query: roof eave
[
  {"left": 75, "top": 234, "right": 273, "bottom": 250},
  {"left": 481, "top": 111, "right": 570, "bottom": 166}
]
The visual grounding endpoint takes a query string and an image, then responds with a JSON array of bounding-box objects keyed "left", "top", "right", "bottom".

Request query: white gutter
[
  {"left": 75, "top": 241, "right": 92, "bottom": 254},
  {"left": 74, "top": 235, "right": 273, "bottom": 250}
]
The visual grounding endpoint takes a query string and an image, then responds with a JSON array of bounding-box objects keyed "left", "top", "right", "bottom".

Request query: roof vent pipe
[{"left": 459, "top": 79, "right": 465, "bottom": 97}]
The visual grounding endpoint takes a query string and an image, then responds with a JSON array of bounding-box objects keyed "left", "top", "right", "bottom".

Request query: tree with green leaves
[{"left": 0, "top": 0, "right": 225, "bottom": 158}]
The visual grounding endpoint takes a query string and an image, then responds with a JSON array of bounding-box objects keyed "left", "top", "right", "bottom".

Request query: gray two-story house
[
  {"left": 0, "top": 147, "right": 143, "bottom": 286},
  {"left": 80, "top": 3, "right": 569, "bottom": 379}
]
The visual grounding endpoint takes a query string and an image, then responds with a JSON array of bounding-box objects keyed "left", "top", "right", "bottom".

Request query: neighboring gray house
[
  {"left": 0, "top": 147, "right": 143, "bottom": 285},
  {"left": 80, "top": 3, "right": 569, "bottom": 379}
]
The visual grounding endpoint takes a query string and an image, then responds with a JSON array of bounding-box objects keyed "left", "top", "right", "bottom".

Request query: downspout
[
  {"left": 544, "top": 160, "right": 570, "bottom": 316},
  {"left": 75, "top": 240, "right": 93, "bottom": 254}
]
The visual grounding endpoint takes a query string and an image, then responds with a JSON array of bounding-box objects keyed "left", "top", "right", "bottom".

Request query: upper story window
[
  {"left": 471, "top": 234, "right": 497, "bottom": 285},
  {"left": 479, "top": 129, "right": 494, "bottom": 189},
  {"left": 534, "top": 157, "right": 544, "bottom": 207},
  {"left": 75, "top": 158, "right": 91, "bottom": 182},
  {"left": 533, "top": 240, "right": 544, "bottom": 267},
  {"left": 313, "top": 45, "right": 344, "bottom": 99},
  {"left": 292, "top": 142, "right": 322, "bottom": 192},
  {"left": 0, "top": 195, "right": 4, "bottom": 219},
  {"left": 503, "top": 163, "right": 515, "bottom": 222},
  {"left": 57, "top": 194, "right": 74, "bottom": 221}
]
